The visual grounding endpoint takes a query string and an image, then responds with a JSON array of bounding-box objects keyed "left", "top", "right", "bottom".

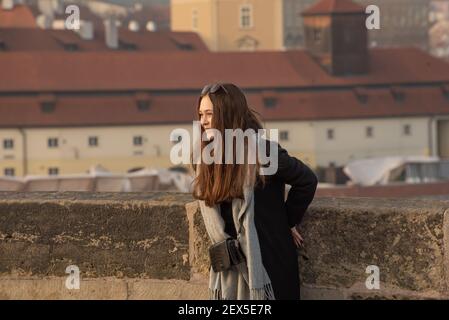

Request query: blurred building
[
  {"left": 172, "top": 0, "right": 430, "bottom": 51},
  {"left": 430, "top": 0, "right": 449, "bottom": 58},
  {"left": 1, "top": 0, "right": 449, "bottom": 178},
  {"left": 358, "top": 0, "right": 430, "bottom": 51},
  {"left": 4, "top": 0, "right": 170, "bottom": 32},
  {"left": 286, "top": 0, "right": 431, "bottom": 51},
  {"left": 0, "top": 1, "right": 206, "bottom": 51},
  {"left": 0, "top": 27, "right": 208, "bottom": 51},
  {"left": 120, "top": 2, "right": 170, "bottom": 31},
  {"left": 171, "top": 0, "right": 284, "bottom": 51},
  {"left": 0, "top": 1, "right": 36, "bottom": 28}
]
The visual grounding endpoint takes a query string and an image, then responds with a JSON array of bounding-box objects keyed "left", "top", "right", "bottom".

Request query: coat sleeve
[{"left": 275, "top": 144, "right": 318, "bottom": 228}]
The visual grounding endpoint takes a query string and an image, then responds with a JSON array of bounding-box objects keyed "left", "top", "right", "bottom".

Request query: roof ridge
[{"left": 303, "top": 0, "right": 365, "bottom": 15}]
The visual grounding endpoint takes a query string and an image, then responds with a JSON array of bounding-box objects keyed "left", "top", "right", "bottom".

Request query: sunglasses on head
[{"left": 201, "top": 83, "right": 229, "bottom": 96}]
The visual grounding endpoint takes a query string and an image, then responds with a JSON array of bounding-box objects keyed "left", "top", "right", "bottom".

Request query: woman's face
[{"left": 199, "top": 94, "right": 215, "bottom": 140}]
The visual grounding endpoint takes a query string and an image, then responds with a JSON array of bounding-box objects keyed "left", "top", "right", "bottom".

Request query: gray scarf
[{"left": 197, "top": 172, "right": 276, "bottom": 300}]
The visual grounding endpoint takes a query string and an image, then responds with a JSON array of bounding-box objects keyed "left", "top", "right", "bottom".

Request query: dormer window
[
  {"left": 39, "top": 94, "right": 56, "bottom": 113},
  {"left": 135, "top": 92, "right": 151, "bottom": 111},
  {"left": 441, "top": 84, "right": 449, "bottom": 101},
  {"left": 353, "top": 87, "right": 369, "bottom": 104},
  {"left": 170, "top": 37, "right": 194, "bottom": 51},
  {"left": 41, "top": 101, "right": 55, "bottom": 113},
  {"left": 263, "top": 97, "right": 277, "bottom": 108},
  {"left": 391, "top": 86, "right": 405, "bottom": 102},
  {"left": 176, "top": 42, "right": 193, "bottom": 51},
  {"left": 64, "top": 43, "right": 79, "bottom": 51},
  {"left": 262, "top": 91, "right": 278, "bottom": 108},
  {"left": 119, "top": 40, "right": 137, "bottom": 51},
  {"left": 52, "top": 35, "right": 79, "bottom": 52},
  {"left": 0, "top": 40, "right": 6, "bottom": 51},
  {"left": 137, "top": 100, "right": 150, "bottom": 111}
]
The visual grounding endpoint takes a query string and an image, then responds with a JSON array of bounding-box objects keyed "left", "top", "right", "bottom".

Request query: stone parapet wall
[{"left": 1, "top": 192, "right": 449, "bottom": 299}]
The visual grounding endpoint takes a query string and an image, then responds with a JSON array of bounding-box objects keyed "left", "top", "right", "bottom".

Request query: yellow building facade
[
  {"left": 0, "top": 123, "right": 315, "bottom": 177},
  {"left": 171, "top": 0, "right": 285, "bottom": 51},
  {"left": 0, "top": 116, "right": 438, "bottom": 178}
]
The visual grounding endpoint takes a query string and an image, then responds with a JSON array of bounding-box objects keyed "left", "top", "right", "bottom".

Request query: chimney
[
  {"left": 77, "top": 21, "right": 94, "bottom": 40},
  {"left": 2, "top": 0, "right": 14, "bottom": 10},
  {"left": 146, "top": 21, "right": 156, "bottom": 32},
  {"left": 36, "top": 14, "right": 53, "bottom": 29},
  {"left": 128, "top": 20, "right": 140, "bottom": 32},
  {"left": 302, "top": 0, "right": 369, "bottom": 76},
  {"left": 104, "top": 17, "right": 118, "bottom": 49}
]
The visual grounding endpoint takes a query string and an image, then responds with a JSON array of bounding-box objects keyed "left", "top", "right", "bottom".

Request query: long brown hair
[{"left": 191, "top": 83, "right": 266, "bottom": 207}]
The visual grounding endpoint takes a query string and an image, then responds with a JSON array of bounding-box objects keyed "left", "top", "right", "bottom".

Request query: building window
[
  {"left": 41, "top": 101, "right": 55, "bottom": 113},
  {"left": 133, "top": 136, "right": 143, "bottom": 146},
  {"left": 403, "top": 124, "right": 411, "bottom": 136},
  {"left": 443, "top": 86, "right": 449, "bottom": 100},
  {"left": 313, "top": 28, "right": 322, "bottom": 43},
  {"left": 137, "top": 100, "right": 150, "bottom": 111},
  {"left": 88, "top": 136, "right": 98, "bottom": 147},
  {"left": 366, "top": 126, "right": 374, "bottom": 138},
  {"left": 4, "top": 168, "right": 15, "bottom": 177},
  {"left": 48, "top": 167, "right": 59, "bottom": 176},
  {"left": 3, "top": 139, "right": 14, "bottom": 149},
  {"left": 280, "top": 130, "right": 289, "bottom": 141},
  {"left": 393, "top": 92, "right": 405, "bottom": 102},
  {"left": 263, "top": 97, "right": 277, "bottom": 108},
  {"left": 171, "top": 135, "right": 183, "bottom": 145},
  {"left": 391, "top": 86, "right": 406, "bottom": 102},
  {"left": 192, "top": 9, "right": 198, "bottom": 30},
  {"left": 327, "top": 129, "right": 334, "bottom": 140},
  {"left": 240, "top": 5, "right": 252, "bottom": 29},
  {"left": 48, "top": 137, "right": 58, "bottom": 148},
  {"left": 135, "top": 92, "right": 151, "bottom": 111}
]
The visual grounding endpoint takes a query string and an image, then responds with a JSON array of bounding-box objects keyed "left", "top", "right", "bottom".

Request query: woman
[{"left": 192, "top": 83, "right": 318, "bottom": 300}]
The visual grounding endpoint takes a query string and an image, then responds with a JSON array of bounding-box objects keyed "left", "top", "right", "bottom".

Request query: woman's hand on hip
[{"left": 290, "top": 226, "right": 304, "bottom": 248}]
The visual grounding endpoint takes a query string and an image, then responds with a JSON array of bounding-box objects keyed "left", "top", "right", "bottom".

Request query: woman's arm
[{"left": 275, "top": 144, "right": 318, "bottom": 228}]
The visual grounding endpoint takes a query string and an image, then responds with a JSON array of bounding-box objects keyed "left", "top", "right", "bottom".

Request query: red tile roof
[
  {"left": 0, "top": 4, "right": 37, "bottom": 28},
  {"left": 121, "top": 4, "right": 170, "bottom": 31},
  {"left": 0, "top": 86, "right": 448, "bottom": 127},
  {"left": 0, "top": 28, "right": 208, "bottom": 52},
  {"left": 316, "top": 181, "right": 449, "bottom": 198},
  {"left": 0, "top": 48, "right": 448, "bottom": 93},
  {"left": 302, "top": 0, "right": 365, "bottom": 15},
  {"left": 26, "top": 2, "right": 104, "bottom": 30},
  {"left": 0, "top": 43, "right": 448, "bottom": 127},
  {"left": 26, "top": 2, "right": 170, "bottom": 32}
]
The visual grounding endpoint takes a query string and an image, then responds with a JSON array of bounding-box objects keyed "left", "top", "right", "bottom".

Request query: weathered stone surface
[
  {"left": 189, "top": 196, "right": 449, "bottom": 299},
  {"left": 300, "top": 284, "right": 345, "bottom": 300},
  {"left": 128, "top": 278, "right": 208, "bottom": 300},
  {"left": 0, "top": 242, "right": 50, "bottom": 274},
  {"left": 2, "top": 192, "right": 449, "bottom": 299},
  {"left": 186, "top": 201, "right": 211, "bottom": 277},
  {"left": 0, "top": 192, "right": 192, "bottom": 280},
  {"left": 301, "top": 282, "right": 446, "bottom": 300},
  {"left": 0, "top": 277, "right": 128, "bottom": 300},
  {"left": 299, "top": 197, "right": 449, "bottom": 297},
  {"left": 0, "top": 275, "right": 209, "bottom": 300}
]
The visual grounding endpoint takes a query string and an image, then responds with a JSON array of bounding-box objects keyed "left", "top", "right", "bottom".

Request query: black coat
[{"left": 220, "top": 143, "right": 318, "bottom": 300}]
